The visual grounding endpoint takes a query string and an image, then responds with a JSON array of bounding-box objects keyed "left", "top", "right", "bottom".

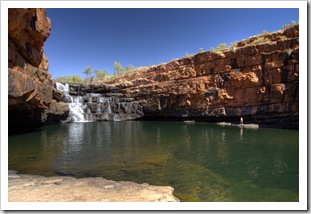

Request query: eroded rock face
[
  {"left": 8, "top": 9, "right": 298, "bottom": 129},
  {"left": 8, "top": 9, "right": 69, "bottom": 133},
  {"left": 102, "top": 25, "right": 299, "bottom": 129}
]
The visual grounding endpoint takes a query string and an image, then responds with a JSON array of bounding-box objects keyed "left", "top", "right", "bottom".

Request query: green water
[{"left": 8, "top": 121, "right": 299, "bottom": 202}]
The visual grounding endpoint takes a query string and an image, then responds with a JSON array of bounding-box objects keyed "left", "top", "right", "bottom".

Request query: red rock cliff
[
  {"left": 103, "top": 25, "right": 299, "bottom": 129},
  {"left": 8, "top": 8, "right": 68, "bottom": 133}
]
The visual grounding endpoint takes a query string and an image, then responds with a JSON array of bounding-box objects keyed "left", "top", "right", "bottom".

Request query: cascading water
[
  {"left": 55, "top": 83, "right": 89, "bottom": 122},
  {"left": 55, "top": 82, "right": 73, "bottom": 103},
  {"left": 68, "top": 98, "right": 86, "bottom": 122},
  {"left": 55, "top": 82, "right": 143, "bottom": 122}
]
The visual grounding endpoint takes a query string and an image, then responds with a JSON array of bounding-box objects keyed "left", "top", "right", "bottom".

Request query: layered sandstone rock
[
  {"left": 8, "top": 9, "right": 298, "bottom": 129},
  {"left": 99, "top": 25, "right": 299, "bottom": 129},
  {"left": 8, "top": 9, "right": 69, "bottom": 133}
]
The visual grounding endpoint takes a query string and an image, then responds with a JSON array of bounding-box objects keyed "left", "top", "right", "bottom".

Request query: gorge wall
[
  {"left": 8, "top": 9, "right": 69, "bottom": 133},
  {"left": 66, "top": 25, "right": 298, "bottom": 129},
  {"left": 8, "top": 8, "right": 299, "bottom": 130}
]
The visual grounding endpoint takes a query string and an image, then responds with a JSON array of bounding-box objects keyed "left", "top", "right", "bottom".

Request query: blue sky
[{"left": 45, "top": 8, "right": 299, "bottom": 78}]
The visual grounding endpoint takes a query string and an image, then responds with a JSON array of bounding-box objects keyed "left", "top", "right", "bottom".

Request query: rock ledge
[{"left": 8, "top": 171, "right": 179, "bottom": 202}]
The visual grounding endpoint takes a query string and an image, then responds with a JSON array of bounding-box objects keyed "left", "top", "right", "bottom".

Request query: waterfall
[
  {"left": 69, "top": 102, "right": 86, "bottom": 122},
  {"left": 55, "top": 82, "right": 69, "bottom": 93},
  {"left": 55, "top": 82, "right": 143, "bottom": 122},
  {"left": 55, "top": 82, "right": 73, "bottom": 103},
  {"left": 55, "top": 82, "right": 88, "bottom": 122}
]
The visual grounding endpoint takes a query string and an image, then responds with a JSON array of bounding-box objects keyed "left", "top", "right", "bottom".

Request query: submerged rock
[{"left": 8, "top": 172, "right": 179, "bottom": 202}]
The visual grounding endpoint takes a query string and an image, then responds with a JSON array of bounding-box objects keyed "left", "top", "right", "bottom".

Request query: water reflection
[
  {"left": 273, "top": 153, "right": 287, "bottom": 177},
  {"left": 240, "top": 127, "right": 243, "bottom": 140},
  {"left": 8, "top": 121, "right": 299, "bottom": 202},
  {"left": 182, "top": 125, "right": 192, "bottom": 151},
  {"left": 66, "top": 123, "right": 85, "bottom": 152},
  {"left": 216, "top": 139, "right": 229, "bottom": 165}
]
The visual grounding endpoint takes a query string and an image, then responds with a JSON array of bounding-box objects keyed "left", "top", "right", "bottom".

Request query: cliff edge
[
  {"left": 8, "top": 9, "right": 299, "bottom": 130},
  {"left": 96, "top": 25, "right": 299, "bottom": 129},
  {"left": 8, "top": 9, "right": 69, "bottom": 133}
]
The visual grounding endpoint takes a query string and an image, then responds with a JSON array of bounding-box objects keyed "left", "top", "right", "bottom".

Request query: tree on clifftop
[
  {"left": 83, "top": 66, "right": 93, "bottom": 77},
  {"left": 211, "top": 43, "right": 227, "bottom": 52},
  {"left": 125, "top": 64, "right": 135, "bottom": 72},
  {"left": 95, "top": 70, "right": 108, "bottom": 79},
  {"left": 54, "top": 75, "right": 84, "bottom": 84},
  {"left": 198, "top": 48, "right": 204, "bottom": 53},
  {"left": 113, "top": 62, "right": 124, "bottom": 76}
]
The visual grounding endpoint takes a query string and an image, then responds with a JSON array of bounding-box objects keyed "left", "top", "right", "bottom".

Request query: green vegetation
[
  {"left": 183, "top": 52, "right": 195, "bottom": 59},
  {"left": 54, "top": 75, "right": 85, "bottom": 84},
  {"left": 246, "top": 37, "right": 270, "bottom": 46},
  {"left": 244, "top": 21, "right": 298, "bottom": 47},
  {"left": 211, "top": 43, "right": 227, "bottom": 52},
  {"left": 54, "top": 62, "right": 140, "bottom": 84},
  {"left": 282, "top": 24, "right": 291, "bottom": 29},
  {"left": 228, "top": 41, "right": 238, "bottom": 52},
  {"left": 113, "top": 61, "right": 125, "bottom": 76},
  {"left": 94, "top": 69, "right": 108, "bottom": 79},
  {"left": 104, "top": 74, "right": 118, "bottom": 81},
  {"left": 198, "top": 48, "right": 204, "bottom": 53},
  {"left": 182, "top": 48, "right": 205, "bottom": 59},
  {"left": 282, "top": 20, "right": 297, "bottom": 29},
  {"left": 125, "top": 64, "right": 135, "bottom": 72},
  {"left": 83, "top": 66, "right": 92, "bottom": 77}
]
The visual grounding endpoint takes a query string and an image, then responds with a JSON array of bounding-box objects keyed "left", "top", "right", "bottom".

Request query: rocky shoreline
[{"left": 8, "top": 171, "right": 179, "bottom": 202}]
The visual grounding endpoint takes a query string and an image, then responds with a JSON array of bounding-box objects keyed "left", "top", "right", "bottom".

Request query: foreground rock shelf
[{"left": 8, "top": 171, "right": 179, "bottom": 202}]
